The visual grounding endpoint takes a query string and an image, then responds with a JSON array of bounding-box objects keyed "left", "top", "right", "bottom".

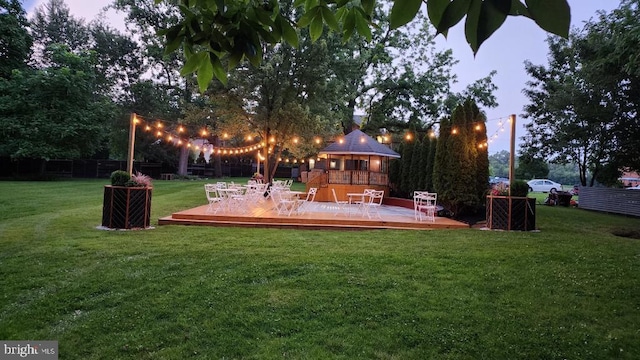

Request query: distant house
[{"left": 619, "top": 171, "right": 640, "bottom": 187}]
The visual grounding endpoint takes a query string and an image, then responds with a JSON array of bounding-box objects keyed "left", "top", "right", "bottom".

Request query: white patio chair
[
  {"left": 204, "top": 184, "right": 222, "bottom": 213},
  {"left": 362, "top": 190, "right": 384, "bottom": 219},
  {"left": 331, "top": 188, "right": 349, "bottom": 216},
  {"left": 228, "top": 186, "right": 249, "bottom": 213},
  {"left": 353, "top": 188, "right": 376, "bottom": 212},
  {"left": 414, "top": 191, "right": 437, "bottom": 222},
  {"left": 246, "top": 183, "right": 268, "bottom": 204},
  {"left": 273, "top": 189, "right": 298, "bottom": 216},
  {"left": 216, "top": 181, "right": 228, "bottom": 189},
  {"left": 413, "top": 191, "right": 429, "bottom": 220},
  {"left": 297, "top": 187, "right": 317, "bottom": 215}
]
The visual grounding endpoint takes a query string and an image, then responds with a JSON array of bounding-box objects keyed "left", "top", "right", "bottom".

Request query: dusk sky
[{"left": 22, "top": 0, "right": 621, "bottom": 154}]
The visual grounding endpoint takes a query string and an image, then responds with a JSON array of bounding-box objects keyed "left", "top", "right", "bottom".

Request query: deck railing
[{"left": 327, "top": 170, "right": 388, "bottom": 186}]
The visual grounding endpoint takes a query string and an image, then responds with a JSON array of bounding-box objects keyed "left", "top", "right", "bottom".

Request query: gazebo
[{"left": 304, "top": 129, "right": 401, "bottom": 202}]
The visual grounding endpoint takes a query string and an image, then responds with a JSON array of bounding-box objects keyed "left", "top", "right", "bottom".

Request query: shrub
[
  {"left": 110, "top": 170, "right": 131, "bottom": 186},
  {"left": 510, "top": 180, "right": 529, "bottom": 197}
]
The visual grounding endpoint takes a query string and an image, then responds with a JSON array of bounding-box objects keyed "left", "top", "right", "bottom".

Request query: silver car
[{"left": 527, "top": 179, "right": 562, "bottom": 193}]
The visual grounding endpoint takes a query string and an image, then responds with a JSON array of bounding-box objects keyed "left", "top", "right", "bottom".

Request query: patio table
[
  {"left": 217, "top": 188, "right": 247, "bottom": 212},
  {"left": 347, "top": 192, "right": 370, "bottom": 217}
]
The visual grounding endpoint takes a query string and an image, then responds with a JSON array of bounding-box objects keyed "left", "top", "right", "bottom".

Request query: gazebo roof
[{"left": 319, "top": 129, "right": 401, "bottom": 158}]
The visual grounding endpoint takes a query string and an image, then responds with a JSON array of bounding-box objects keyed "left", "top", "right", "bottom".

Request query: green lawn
[{"left": 1, "top": 179, "right": 639, "bottom": 359}]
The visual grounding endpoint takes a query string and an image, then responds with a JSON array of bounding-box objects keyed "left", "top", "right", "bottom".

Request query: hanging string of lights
[
  {"left": 132, "top": 113, "right": 266, "bottom": 155},
  {"left": 131, "top": 112, "right": 514, "bottom": 161}
]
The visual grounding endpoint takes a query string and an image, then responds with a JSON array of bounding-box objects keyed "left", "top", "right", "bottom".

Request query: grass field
[{"left": 1, "top": 179, "right": 639, "bottom": 359}]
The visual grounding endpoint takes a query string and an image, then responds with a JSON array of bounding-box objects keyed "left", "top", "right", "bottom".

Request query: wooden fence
[{"left": 578, "top": 187, "right": 640, "bottom": 217}]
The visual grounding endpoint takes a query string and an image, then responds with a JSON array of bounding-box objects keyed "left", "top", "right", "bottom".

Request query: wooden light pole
[
  {"left": 127, "top": 113, "right": 137, "bottom": 175},
  {"left": 508, "top": 114, "right": 516, "bottom": 196}
]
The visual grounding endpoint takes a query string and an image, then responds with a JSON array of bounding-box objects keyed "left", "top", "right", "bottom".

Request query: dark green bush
[
  {"left": 110, "top": 170, "right": 131, "bottom": 186},
  {"left": 510, "top": 180, "right": 530, "bottom": 197}
]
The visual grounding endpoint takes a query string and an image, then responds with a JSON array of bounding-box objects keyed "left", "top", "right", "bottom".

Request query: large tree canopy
[
  {"left": 521, "top": 0, "right": 640, "bottom": 185},
  {"left": 155, "top": 0, "right": 571, "bottom": 90},
  {"left": 0, "top": 46, "right": 114, "bottom": 162}
]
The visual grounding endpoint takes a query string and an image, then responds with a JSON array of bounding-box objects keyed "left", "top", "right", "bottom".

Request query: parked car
[
  {"left": 489, "top": 177, "right": 509, "bottom": 186},
  {"left": 527, "top": 179, "right": 563, "bottom": 193}
]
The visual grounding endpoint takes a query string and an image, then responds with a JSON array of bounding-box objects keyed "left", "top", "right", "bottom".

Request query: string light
[{"left": 131, "top": 113, "right": 268, "bottom": 156}]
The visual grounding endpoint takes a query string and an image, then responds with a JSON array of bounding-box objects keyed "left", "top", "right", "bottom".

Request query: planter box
[
  {"left": 486, "top": 196, "right": 536, "bottom": 231},
  {"left": 102, "top": 185, "right": 152, "bottom": 229}
]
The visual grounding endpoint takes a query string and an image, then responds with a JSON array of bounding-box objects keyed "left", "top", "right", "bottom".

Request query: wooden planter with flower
[
  {"left": 486, "top": 196, "right": 536, "bottom": 231},
  {"left": 101, "top": 171, "right": 153, "bottom": 229},
  {"left": 486, "top": 180, "right": 536, "bottom": 231}
]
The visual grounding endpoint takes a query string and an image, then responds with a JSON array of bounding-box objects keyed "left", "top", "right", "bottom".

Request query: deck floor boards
[{"left": 159, "top": 200, "right": 468, "bottom": 231}]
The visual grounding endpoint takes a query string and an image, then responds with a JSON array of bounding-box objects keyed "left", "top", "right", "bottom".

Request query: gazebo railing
[{"left": 327, "top": 170, "right": 388, "bottom": 186}]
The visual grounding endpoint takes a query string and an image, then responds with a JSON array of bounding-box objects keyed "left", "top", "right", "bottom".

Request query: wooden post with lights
[
  {"left": 263, "top": 127, "right": 270, "bottom": 184},
  {"left": 508, "top": 114, "right": 516, "bottom": 196},
  {"left": 127, "top": 112, "right": 137, "bottom": 175}
]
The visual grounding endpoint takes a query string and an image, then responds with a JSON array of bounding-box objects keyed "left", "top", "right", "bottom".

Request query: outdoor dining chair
[
  {"left": 297, "top": 187, "right": 317, "bottom": 214},
  {"left": 414, "top": 191, "right": 437, "bottom": 222},
  {"left": 272, "top": 188, "right": 300, "bottom": 216},
  {"left": 331, "top": 188, "right": 349, "bottom": 216},
  {"left": 361, "top": 190, "right": 384, "bottom": 219},
  {"left": 204, "top": 184, "right": 222, "bottom": 213}
]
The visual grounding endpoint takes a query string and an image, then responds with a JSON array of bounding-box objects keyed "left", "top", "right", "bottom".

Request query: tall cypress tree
[
  {"left": 389, "top": 141, "right": 404, "bottom": 195},
  {"left": 400, "top": 137, "right": 415, "bottom": 197},
  {"left": 409, "top": 136, "right": 423, "bottom": 193},
  {"left": 418, "top": 133, "right": 430, "bottom": 189},
  {"left": 466, "top": 100, "right": 490, "bottom": 204},
  {"left": 425, "top": 136, "right": 437, "bottom": 191},
  {"left": 433, "top": 116, "right": 451, "bottom": 198}
]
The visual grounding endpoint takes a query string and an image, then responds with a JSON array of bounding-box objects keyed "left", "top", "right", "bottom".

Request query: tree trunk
[{"left": 177, "top": 147, "right": 189, "bottom": 176}]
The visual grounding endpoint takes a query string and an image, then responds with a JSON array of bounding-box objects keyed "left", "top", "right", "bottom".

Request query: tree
[
  {"left": 521, "top": 33, "right": 620, "bottom": 186},
  {"left": 156, "top": 0, "right": 571, "bottom": 88},
  {"left": 578, "top": 0, "right": 640, "bottom": 172},
  {"left": 515, "top": 154, "right": 548, "bottom": 180},
  {"left": 399, "top": 135, "right": 415, "bottom": 196},
  {"left": 89, "top": 19, "right": 144, "bottom": 98},
  {"left": 30, "top": 0, "right": 90, "bottom": 67},
  {"left": 488, "top": 150, "right": 509, "bottom": 177},
  {"left": 112, "top": 0, "right": 200, "bottom": 175},
  {"left": 0, "top": 46, "right": 114, "bottom": 172},
  {"left": 424, "top": 135, "right": 437, "bottom": 191},
  {"left": 214, "top": 33, "right": 340, "bottom": 182},
  {"left": 0, "top": 0, "right": 32, "bottom": 78},
  {"left": 432, "top": 100, "right": 488, "bottom": 216}
]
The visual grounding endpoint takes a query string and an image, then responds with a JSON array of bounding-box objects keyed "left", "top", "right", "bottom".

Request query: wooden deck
[{"left": 158, "top": 201, "right": 469, "bottom": 231}]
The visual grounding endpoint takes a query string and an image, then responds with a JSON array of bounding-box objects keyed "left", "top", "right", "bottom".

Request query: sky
[{"left": 23, "top": 0, "right": 622, "bottom": 154}]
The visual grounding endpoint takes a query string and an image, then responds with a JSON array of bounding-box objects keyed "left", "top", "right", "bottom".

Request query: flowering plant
[
  {"left": 130, "top": 172, "right": 153, "bottom": 188},
  {"left": 491, "top": 182, "right": 509, "bottom": 196}
]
